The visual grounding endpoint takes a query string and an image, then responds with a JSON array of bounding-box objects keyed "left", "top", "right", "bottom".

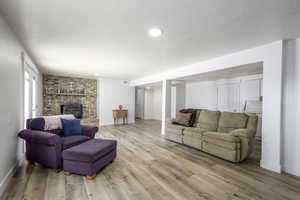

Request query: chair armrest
[
  {"left": 230, "top": 129, "right": 255, "bottom": 139},
  {"left": 18, "top": 129, "right": 62, "bottom": 146},
  {"left": 81, "top": 125, "right": 98, "bottom": 138}
]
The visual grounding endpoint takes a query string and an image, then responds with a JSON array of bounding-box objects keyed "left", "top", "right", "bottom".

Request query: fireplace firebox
[{"left": 60, "top": 104, "right": 83, "bottom": 119}]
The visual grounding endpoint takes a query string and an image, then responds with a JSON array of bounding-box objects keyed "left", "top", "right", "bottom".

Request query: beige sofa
[{"left": 165, "top": 109, "right": 258, "bottom": 162}]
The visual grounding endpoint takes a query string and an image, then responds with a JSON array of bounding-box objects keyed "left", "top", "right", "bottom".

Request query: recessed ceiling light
[{"left": 148, "top": 28, "right": 163, "bottom": 38}]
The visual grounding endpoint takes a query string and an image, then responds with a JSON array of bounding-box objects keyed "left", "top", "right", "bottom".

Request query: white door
[
  {"left": 24, "top": 64, "right": 38, "bottom": 127},
  {"left": 135, "top": 88, "right": 145, "bottom": 119},
  {"left": 217, "top": 83, "right": 240, "bottom": 112}
]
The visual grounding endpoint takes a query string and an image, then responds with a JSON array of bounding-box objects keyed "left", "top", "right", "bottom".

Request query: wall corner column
[{"left": 161, "top": 79, "right": 172, "bottom": 135}]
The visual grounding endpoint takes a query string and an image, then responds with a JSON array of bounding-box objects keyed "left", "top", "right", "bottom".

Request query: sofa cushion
[
  {"left": 203, "top": 131, "right": 241, "bottom": 142},
  {"left": 183, "top": 127, "right": 206, "bottom": 138},
  {"left": 62, "top": 139, "right": 117, "bottom": 162},
  {"left": 218, "top": 112, "right": 249, "bottom": 133},
  {"left": 62, "top": 135, "right": 90, "bottom": 150},
  {"left": 172, "top": 112, "right": 193, "bottom": 127},
  {"left": 195, "top": 110, "right": 220, "bottom": 131},
  {"left": 43, "top": 115, "right": 75, "bottom": 130},
  {"left": 192, "top": 110, "right": 202, "bottom": 127},
  {"left": 61, "top": 118, "right": 82, "bottom": 136},
  {"left": 46, "top": 129, "right": 64, "bottom": 136},
  {"left": 179, "top": 109, "right": 198, "bottom": 125}
]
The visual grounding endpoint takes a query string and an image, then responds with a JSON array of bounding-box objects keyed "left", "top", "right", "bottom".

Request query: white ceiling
[{"left": 0, "top": 0, "right": 300, "bottom": 79}]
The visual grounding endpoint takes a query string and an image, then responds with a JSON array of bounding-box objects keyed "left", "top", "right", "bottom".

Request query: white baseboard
[
  {"left": 282, "top": 166, "right": 300, "bottom": 177},
  {"left": 0, "top": 155, "right": 25, "bottom": 197},
  {"left": 260, "top": 159, "right": 282, "bottom": 173}
]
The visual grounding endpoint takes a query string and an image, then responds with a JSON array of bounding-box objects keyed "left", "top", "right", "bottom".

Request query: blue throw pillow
[{"left": 61, "top": 118, "right": 82, "bottom": 136}]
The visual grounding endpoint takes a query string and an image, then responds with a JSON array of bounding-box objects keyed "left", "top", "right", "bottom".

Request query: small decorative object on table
[{"left": 118, "top": 104, "right": 123, "bottom": 110}]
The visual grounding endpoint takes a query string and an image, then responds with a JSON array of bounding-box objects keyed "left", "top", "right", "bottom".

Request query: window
[{"left": 23, "top": 62, "right": 38, "bottom": 127}]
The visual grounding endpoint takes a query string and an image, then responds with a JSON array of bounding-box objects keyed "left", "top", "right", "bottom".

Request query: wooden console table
[{"left": 113, "top": 110, "right": 128, "bottom": 125}]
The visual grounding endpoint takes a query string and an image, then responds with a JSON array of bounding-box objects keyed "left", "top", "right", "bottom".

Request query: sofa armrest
[
  {"left": 166, "top": 118, "right": 175, "bottom": 124},
  {"left": 230, "top": 129, "right": 255, "bottom": 161},
  {"left": 81, "top": 125, "right": 98, "bottom": 138},
  {"left": 18, "top": 129, "right": 62, "bottom": 146},
  {"left": 230, "top": 129, "right": 255, "bottom": 139}
]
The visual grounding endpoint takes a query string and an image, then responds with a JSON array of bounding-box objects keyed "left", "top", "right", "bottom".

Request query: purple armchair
[{"left": 18, "top": 117, "right": 98, "bottom": 170}]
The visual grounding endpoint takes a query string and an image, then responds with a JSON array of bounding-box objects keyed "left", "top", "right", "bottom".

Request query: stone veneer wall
[{"left": 43, "top": 74, "right": 98, "bottom": 125}]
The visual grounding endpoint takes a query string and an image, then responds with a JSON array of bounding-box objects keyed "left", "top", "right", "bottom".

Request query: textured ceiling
[{"left": 0, "top": 0, "right": 300, "bottom": 79}]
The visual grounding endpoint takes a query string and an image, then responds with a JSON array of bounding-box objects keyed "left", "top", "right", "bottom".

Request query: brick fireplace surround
[{"left": 43, "top": 74, "right": 99, "bottom": 126}]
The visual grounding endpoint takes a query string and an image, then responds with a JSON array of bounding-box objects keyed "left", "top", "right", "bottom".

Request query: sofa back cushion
[
  {"left": 44, "top": 114, "right": 75, "bottom": 130},
  {"left": 27, "top": 115, "right": 77, "bottom": 136},
  {"left": 192, "top": 109, "right": 202, "bottom": 127},
  {"left": 173, "top": 112, "right": 193, "bottom": 127},
  {"left": 218, "top": 112, "right": 249, "bottom": 133},
  {"left": 195, "top": 110, "right": 220, "bottom": 131},
  {"left": 61, "top": 118, "right": 82, "bottom": 136}
]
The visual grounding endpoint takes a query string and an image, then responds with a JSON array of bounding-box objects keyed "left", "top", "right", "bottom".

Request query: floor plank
[{"left": 1, "top": 120, "right": 300, "bottom": 200}]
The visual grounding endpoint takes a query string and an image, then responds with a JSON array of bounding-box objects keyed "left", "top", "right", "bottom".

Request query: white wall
[
  {"left": 171, "top": 86, "right": 176, "bottom": 118},
  {"left": 185, "top": 81, "right": 218, "bottom": 110},
  {"left": 98, "top": 78, "right": 135, "bottom": 125},
  {"left": 171, "top": 84, "right": 186, "bottom": 118},
  {"left": 185, "top": 75, "right": 263, "bottom": 112},
  {"left": 152, "top": 86, "right": 162, "bottom": 120},
  {"left": 144, "top": 86, "right": 162, "bottom": 120},
  {"left": 144, "top": 88, "right": 152, "bottom": 120},
  {"left": 0, "top": 15, "right": 41, "bottom": 195},
  {"left": 282, "top": 38, "right": 300, "bottom": 177}
]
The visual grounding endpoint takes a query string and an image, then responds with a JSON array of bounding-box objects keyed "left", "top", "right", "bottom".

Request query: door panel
[
  {"left": 135, "top": 88, "right": 145, "bottom": 119},
  {"left": 217, "top": 83, "right": 240, "bottom": 112}
]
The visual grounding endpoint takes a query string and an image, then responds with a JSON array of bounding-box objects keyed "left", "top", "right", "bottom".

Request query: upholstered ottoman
[{"left": 62, "top": 139, "right": 117, "bottom": 180}]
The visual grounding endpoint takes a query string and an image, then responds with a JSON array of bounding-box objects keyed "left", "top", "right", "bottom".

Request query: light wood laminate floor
[{"left": 1, "top": 120, "right": 300, "bottom": 200}]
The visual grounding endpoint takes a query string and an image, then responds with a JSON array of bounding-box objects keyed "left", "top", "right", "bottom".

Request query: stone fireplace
[{"left": 43, "top": 74, "right": 98, "bottom": 125}]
